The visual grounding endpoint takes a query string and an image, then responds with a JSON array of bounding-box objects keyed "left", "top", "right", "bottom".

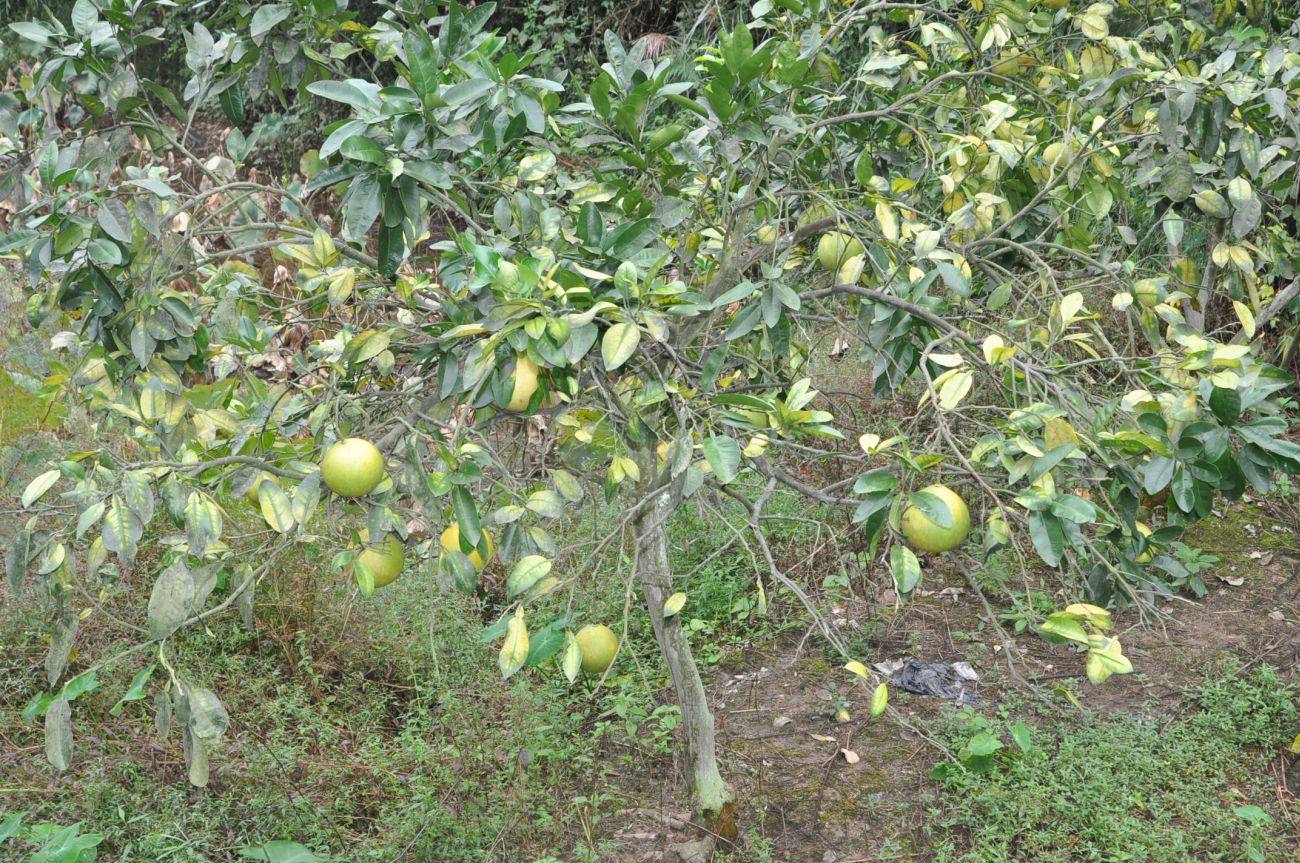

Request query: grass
[{"left": 927, "top": 665, "right": 1298, "bottom": 863}]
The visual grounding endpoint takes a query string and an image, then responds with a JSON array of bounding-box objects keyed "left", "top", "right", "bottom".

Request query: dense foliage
[{"left": 2, "top": 0, "right": 1299, "bottom": 836}]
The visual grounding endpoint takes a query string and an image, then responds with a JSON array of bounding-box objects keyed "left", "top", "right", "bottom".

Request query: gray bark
[{"left": 634, "top": 490, "right": 736, "bottom": 839}]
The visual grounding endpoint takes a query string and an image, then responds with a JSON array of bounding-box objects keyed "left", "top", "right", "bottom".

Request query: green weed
[{"left": 927, "top": 666, "right": 1298, "bottom": 863}]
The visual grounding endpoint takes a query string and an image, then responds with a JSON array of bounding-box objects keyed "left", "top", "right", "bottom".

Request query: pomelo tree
[{"left": 4, "top": 0, "right": 1300, "bottom": 844}]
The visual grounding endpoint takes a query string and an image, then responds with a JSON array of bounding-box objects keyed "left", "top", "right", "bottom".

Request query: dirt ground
[{"left": 611, "top": 497, "right": 1300, "bottom": 862}]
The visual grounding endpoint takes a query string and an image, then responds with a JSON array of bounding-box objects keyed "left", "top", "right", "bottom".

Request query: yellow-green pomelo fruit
[
  {"left": 320, "top": 438, "right": 385, "bottom": 497},
  {"left": 1135, "top": 522, "right": 1155, "bottom": 563},
  {"left": 817, "top": 231, "right": 864, "bottom": 271},
  {"left": 506, "top": 354, "right": 540, "bottom": 412},
  {"left": 901, "top": 484, "right": 971, "bottom": 553},
  {"left": 575, "top": 624, "right": 619, "bottom": 674},
  {"left": 358, "top": 529, "right": 405, "bottom": 588}
]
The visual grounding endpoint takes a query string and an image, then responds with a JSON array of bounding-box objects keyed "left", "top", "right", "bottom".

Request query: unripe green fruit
[
  {"left": 817, "top": 231, "right": 864, "bottom": 272},
  {"left": 320, "top": 438, "right": 385, "bottom": 498},
  {"left": 900, "top": 484, "right": 971, "bottom": 553},
  {"left": 358, "top": 529, "right": 405, "bottom": 588},
  {"left": 575, "top": 624, "right": 619, "bottom": 674}
]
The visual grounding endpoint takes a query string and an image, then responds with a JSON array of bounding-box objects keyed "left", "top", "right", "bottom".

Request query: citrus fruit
[
  {"left": 320, "top": 438, "right": 385, "bottom": 497},
  {"left": 1134, "top": 522, "right": 1156, "bottom": 563},
  {"left": 756, "top": 224, "right": 779, "bottom": 244},
  {"left": 440, "top": 522, "right": 494, "bottom": 571},
  {"left": 1041, "top": 0, "right": 1068, "bottom": 9},
  {"left": 244, "top": 472, "right": 279, "bottom": 505},
  {"left": 357, "top": 529, "right": 405, "bottom": 588},
  {"left": 575, "top": 624, "right": 619, "bottom": 674},
  {"left": 506, "top": 354, "right": 540, "bottom": 412},
  {"left": 900, "top": 484, "right": 971, "bottom": 553},
  {"left": 816, "top": 231, "right": 864, "bottom": 271}
]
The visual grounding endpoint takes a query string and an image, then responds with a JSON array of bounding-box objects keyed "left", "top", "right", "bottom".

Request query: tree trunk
[{"left": 634, "top": 490, "right": 737, "bottom": 840}]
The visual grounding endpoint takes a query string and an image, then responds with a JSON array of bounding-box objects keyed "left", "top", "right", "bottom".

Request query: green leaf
[
  {"left": 1049, "top": 495, "right": 1095, "bottom": 525},
  {"left": 601, "top": 322, "right": 640, "bottom": 370},
  {"left": 97, "top": 199, "right": 132, "bottom": 243},
  {"left": 249, "top": 3, "right": 291, "bottom": 38},
  {"left": 701, "top": 435, "right": 741, "bottom": 484},
  {"left": 890, "top": 545, "right": 922, "bottom": 596},
  {"left": 45, "top": 697, "right": 72, "bottom": 771},
  {"left": 1011, "top": 720, "right": 1033, "bottom": 753},
  {"left": 1208, "top": 387, "right": 1241, "bottom": 425},
  {"left": 853, "top": 471, "right": 898, "bottom": 494},
  {"left": 87, "top": 237, "right": 124, "bottom": 266},
  {"left": 149, "top": 562, "right": 196, "bottom": 638},
  {"left": 6, "top": 528, "right": 32, "bottom": 597},
  {"left": 186, "top": 686, "right": 229, "bottom": 741},
  {"left": 344, "top": 176, "right": 381, "bottom": 241},
  {"left": 1027, "top": 511, "right": 1064, "bottom": 567},
  {"left": 238, "top": 841, "right": 325, "bottom": 863},
  {"left": 110, "top": 664, "right": 157, "bottom": 717},
  {"left": 443, "top": 78, "right": 496, "bottom": 106},
  {"left": 22, "top": 469, "right": 60, "bottom": 508},
  {"left": 524, "top": 622, "right": 565, "bottom": 666},
  {"left": 450, "top": 486, "right": 481, "bottom": 547},
  {"left": 45, "top": 613, "right": 78, "bottom": 686},
  {"left": 340, "top": 135, "right": 387, "bottom": 165},
  {"left": 404, "top": 29, "right": 441, "bottom": 109},
  {"left": 908, "top": 489, "right": 953, "bottom": 529},
  {"left": 1027, "top": 444, "right": 1077, "bottom": 483},
  {"left": 871, "top": 683, "right": 888, "bottom": 717}
]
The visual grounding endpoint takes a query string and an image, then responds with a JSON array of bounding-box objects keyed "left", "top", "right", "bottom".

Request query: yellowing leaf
[
  {"left": 844, "top": 660, "right": 870, "bottom": 679},
  {"left": 875, "top": 200, "right": 899, "bottom": 242},
  {"left": 938, "top": 370, "right": 974, "bottom": 411},
  {"left": 981, "top": 334, "right": 1004, "bottom": 364},
  {"left": 499, "top": 607, "right": 529, "bottom": 679},
  {"left": 22, "top": 469, "right": 60, "bottom": 508},
  {"left": 1063, "top": 602, "right": 1111, "bottom": 628},
  {"left": 663, "top": 592, "right": 687, "bottom": 618},
  {"left": 859, "top": 433, "right": 882, "bottom": 454},
  {"left": 1233, "top": 301, "right": 1256, "bottom": 338},
  {"left": 1227, "top": 246, "right": 1253, "bottom": 272},
  {"left": 601, "top": 322, "right": 640, "bottom": 370},
  {"left": 837, "top": 253, "right": 865, "bottom": 285},
  {"left": 561, "top": 630, "right": 582, "bottom": 684},
  {"left": 1043, "top": 417, "right": 1079, "bottom": 450},
  {"left": 258, "top": 482, "right": 295, "bottom": 534}
]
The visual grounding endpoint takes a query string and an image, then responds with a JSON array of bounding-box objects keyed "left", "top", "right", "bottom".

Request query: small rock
[
  {"left": 1269, "top": 610, "right": 1285, "bottom": 621},
  {"left": 669, "top": 838, "right": 714, "bottom": 863},
  {"left": 773, "top": 716, "right": 794, "bottom": 728}
]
